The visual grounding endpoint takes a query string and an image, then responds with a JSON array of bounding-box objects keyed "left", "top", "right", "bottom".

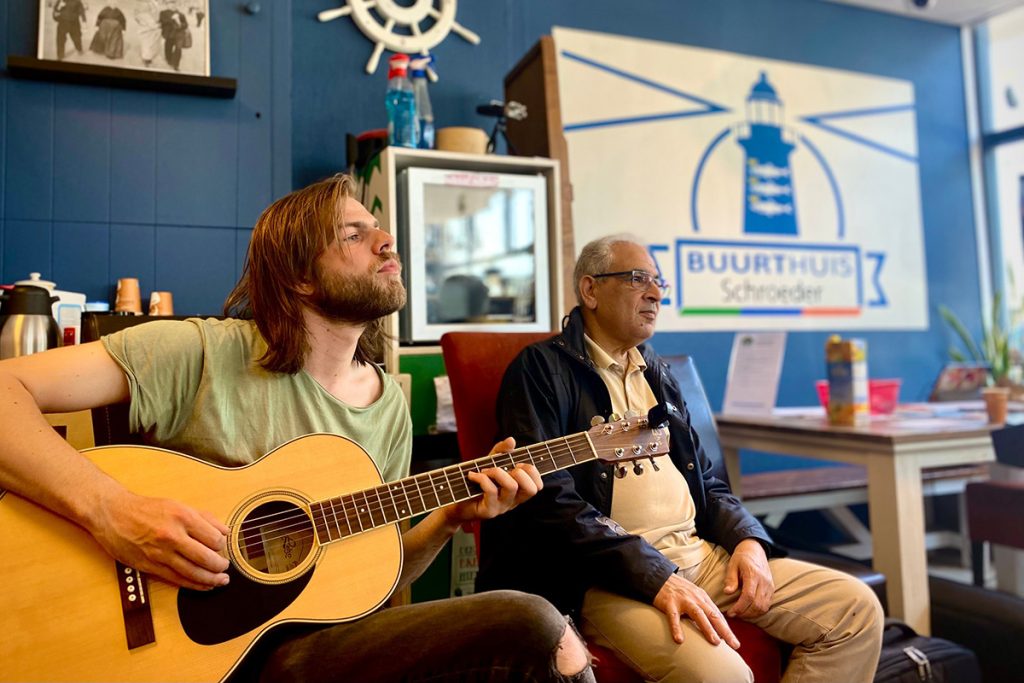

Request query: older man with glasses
[{"left": 476, "top": 234, "right": 883, "bottom": 683}]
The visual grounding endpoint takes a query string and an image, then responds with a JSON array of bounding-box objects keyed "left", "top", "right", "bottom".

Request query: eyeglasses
[{"left": 592, "top": 270, "right": 670, "bottom": 294}]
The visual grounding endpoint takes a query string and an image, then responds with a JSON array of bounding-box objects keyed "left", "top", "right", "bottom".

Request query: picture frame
[{"left": 37, "top": 0, "right": 210, "bottom": 77}]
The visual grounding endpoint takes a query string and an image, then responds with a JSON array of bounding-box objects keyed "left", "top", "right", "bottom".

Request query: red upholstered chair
[{"left": 440, "top": 332, "right": 784, "bottom": 683}]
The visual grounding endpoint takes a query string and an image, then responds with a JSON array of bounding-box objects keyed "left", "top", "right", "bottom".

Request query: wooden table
[{"left": 717, "top": 408, "right": 996, "bottom": 635}]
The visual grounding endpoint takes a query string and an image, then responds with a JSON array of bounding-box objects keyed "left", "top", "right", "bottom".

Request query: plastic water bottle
[
  {"left": 385, "top": 54, "right": 418, "bottom": 148},
  {"left": 410, "top": 56, "right": 435, "bottom": 149}
]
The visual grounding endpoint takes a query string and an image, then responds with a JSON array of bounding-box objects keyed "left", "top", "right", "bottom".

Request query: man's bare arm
[{"left": 0, "top": 343, "right": 230, "bottom": 589}]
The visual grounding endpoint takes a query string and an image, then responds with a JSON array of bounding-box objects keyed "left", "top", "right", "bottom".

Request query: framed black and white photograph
[{"left": 37, "top": 0, "right": 210, "bottom": 76}]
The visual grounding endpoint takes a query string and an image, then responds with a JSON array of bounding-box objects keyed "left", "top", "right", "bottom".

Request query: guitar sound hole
[{"left": 237, "top": 500, "right": 315, "bottom": 575}]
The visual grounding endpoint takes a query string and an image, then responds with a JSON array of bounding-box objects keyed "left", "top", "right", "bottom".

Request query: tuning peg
[
  {"left": 609, "top": 412, "right": 622, "bottom": 423},
  {"left": 623, "top": 410, "right": 639, "bottom": 420},
  {"left": 632, "top": 462, "right": 645, "bottom": 476},
  {"left": 615, "top": 466, "right": 628, "bottom": 479},
  {"left": 590, "top": 415, "right": 606, "bottom": 427},
  {"left": 649, "top": 456, "right": 661, "bottom": 472}
]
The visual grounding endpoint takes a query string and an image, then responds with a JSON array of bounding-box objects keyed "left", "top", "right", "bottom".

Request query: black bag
[{"left": 874, "top": 619, "right": 980, "bottom": 683}]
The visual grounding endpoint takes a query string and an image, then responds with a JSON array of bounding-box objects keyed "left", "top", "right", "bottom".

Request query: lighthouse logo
[
  {"left": 552, "top": 27, "right": 927, "bottom": 332},
  {"left": 681, "top": 70, "right": 864, "bottom": 321},
  {"left": 738, "top": 73, "right": 798, "bottom": 236}
]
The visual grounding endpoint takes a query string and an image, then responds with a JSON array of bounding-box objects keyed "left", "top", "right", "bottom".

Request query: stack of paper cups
[
  {"left": 149, "top": 291, "right": 174, "bottom": 316},
  {"left": 114, "top": 278, "right": 142, "bottom": 314}
]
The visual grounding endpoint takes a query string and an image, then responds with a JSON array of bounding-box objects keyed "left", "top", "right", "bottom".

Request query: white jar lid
[{"left": 15, "top": 272, "right": 56, "bottom": 292}]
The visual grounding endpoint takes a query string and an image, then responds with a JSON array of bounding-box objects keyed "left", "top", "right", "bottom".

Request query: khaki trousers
[{"left": 580, "top": 546, "right": 883, "bottom": 683}]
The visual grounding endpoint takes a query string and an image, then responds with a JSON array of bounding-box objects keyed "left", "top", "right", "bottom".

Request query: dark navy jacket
[{"left": 475, "top": 308, "right": 776, "bottom": 616}]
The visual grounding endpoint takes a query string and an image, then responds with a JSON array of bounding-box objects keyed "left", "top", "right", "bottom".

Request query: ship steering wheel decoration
[{"left": 317, "top": 0, "right": 480, "bottom": 81}]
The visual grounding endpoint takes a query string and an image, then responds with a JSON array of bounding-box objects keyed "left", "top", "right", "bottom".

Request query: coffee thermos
[{"left": 0, "top": 285, "right": 62, "bottom": 359}]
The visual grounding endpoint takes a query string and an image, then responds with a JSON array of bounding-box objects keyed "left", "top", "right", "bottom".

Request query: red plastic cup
[
  {"left": 868, "top": 379, "right": 901, "bottom": 414},
  {"left": 815, "top": 378, "right": 901, "bottom": 415}
]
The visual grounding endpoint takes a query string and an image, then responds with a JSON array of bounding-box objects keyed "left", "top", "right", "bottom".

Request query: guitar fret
[
  {"left": 388, "top": 481, "right": 409, "bottom": 519},
  {"left": 450, "top": 466, "right": 468, "bottom": 501},
  {"left": 529, "top": 444, "right": 543, "bottom": 467},
  {"left": 311, "top": 501, "right": 331, "bottom": 543},
  {"left": 323, "top": 498, "right": 339, "bottom": 540},
  {"left": 344, "top": 494, "right": 364, "bottom": 533},
  {"left": 409, "top": 475, "right": 427, "bottom": 516},
  {"left": 357, "top": 490, "right": 375, "bottom": 529},
  {"left": 436, "top": 470, "right": 454, "bottom": 507},
  {"left": 536, "top": 444, "right": 556, "bottom": 475},
  {"left": 426, "top": 471, "right": 444, "bottom": 509},
  {"left": 337, "top": 496, "right": 354, "bottom": 537},
  {"left": 564, "top": 436, "right": 578, "bottom": 465},
  {"left": 381, "top": 484, "right": 398, "bottom": 523},
  {"left": 330, "top": 497, "right": 349, "bottom": 538},
  {"left": 449, "top": 466, "right": 470, "bottom": 501},
  {"left": 372, "top": 486, "right": 390, "bottom": 525},
  {"left": 467, "top": 462, "right": 484, "bottom": 497},
  {"left": 544, "top": 442, "right": 557, "bottom": 469}
]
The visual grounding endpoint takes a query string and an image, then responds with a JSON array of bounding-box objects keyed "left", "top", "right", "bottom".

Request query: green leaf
[
  {"left": 939, "top": 305, "right": 984, "bottom": 362},
  {"left": 940, "top": 291, "right": 1014, "bottom": 384}
]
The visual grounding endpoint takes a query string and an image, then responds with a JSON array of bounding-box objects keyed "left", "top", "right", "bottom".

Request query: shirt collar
[{"left": 583, "top": 334, "right": 647, "bottom": 373}]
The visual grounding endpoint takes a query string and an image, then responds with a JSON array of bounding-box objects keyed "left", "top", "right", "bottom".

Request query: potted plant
[{"left": 938, "top": 292, "right": 1013, "bottom": 387}]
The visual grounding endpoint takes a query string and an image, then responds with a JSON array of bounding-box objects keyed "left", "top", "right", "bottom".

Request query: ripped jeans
[{"left": 247, "top": 590, "right": 595, "bottom": 683}]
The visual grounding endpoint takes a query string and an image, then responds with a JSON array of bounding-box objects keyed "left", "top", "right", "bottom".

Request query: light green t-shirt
[{"left": 101, "top": 318, "right": 411, "bottom": 483}]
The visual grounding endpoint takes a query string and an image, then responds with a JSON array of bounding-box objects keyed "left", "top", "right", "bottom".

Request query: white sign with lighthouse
[{"left": 553, "top": 27, "right": 926, "bottom": 331}]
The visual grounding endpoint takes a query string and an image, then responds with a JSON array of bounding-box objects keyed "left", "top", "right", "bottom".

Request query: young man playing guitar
[{"left": 0, "top": 175, "right": 595, "bottom": 683}]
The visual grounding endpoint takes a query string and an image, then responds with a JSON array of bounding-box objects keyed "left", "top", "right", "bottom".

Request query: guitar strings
[
  {"left": 235, "top": 435, "right": 617, "bottom": 551},
  {"left": 235, "top": 442, "right": 650, "bottom": 558},
  {"left": 239, "top": 432, "right": 656, "bottom": 551},
  {"left": 237, "top": 437, "right": 590, "bottom": 547},
  {"left": 236, "top": 434, "right": 590, "bottom": 531},
  {"left": 242, "top": 442, "right": 660, "bottom": 554},
  {"left": 237, "top": 435, "right": 655, "bottom": 553}
]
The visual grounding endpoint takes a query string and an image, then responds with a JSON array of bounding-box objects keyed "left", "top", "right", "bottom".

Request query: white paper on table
[{"left": 721, "top": 332, "right": 787, "bottom": 416}]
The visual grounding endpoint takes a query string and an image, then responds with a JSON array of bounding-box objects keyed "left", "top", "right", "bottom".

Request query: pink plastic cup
[{"left": 815, "top": 378, "right": 902, "bottom": 415}]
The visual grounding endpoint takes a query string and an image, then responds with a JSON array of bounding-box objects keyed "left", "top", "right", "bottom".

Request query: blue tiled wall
[{"left": 1, "top": 0, "right": 292, "bottom": 315}]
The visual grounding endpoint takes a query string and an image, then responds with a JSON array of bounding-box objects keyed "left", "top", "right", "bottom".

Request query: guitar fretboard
[{"left": 309, "top": 432, "right": 595, "bottom": 544}]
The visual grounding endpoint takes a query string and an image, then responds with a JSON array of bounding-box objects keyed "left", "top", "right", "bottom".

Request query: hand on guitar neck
[
  {"left": 394, "top": 436, "right": 542, "bottom": 588},
  {"left": 439, "top": 436, "right": 542, "bottom": 532}
]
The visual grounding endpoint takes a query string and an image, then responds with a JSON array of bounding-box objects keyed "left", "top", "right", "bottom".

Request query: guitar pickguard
[{"left": 178, "top": 564, "right": 313, "bottom": 645}]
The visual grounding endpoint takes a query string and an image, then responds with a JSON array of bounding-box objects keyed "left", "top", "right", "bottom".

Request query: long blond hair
[{"left": 224, "top": 175, "right": 388, "bottom": 373}]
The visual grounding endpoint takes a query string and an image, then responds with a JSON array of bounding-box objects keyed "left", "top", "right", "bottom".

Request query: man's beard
[{"left": 308, "top": 256, "right": 407, "bottom": 325}]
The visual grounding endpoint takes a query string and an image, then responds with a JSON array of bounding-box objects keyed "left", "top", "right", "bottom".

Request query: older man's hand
[
  {"left": 653, "top": 573, "right": 741, "bottom": 648},
  {"left": 724, "top": 538, "right": 774, "bottom": 618}
]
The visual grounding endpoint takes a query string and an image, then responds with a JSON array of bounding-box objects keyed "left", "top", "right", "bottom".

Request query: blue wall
[
  {"left": 292, "top": 0, "right": 981, "bottom": 470},
  {"left": 1, "top": 0, "right": 292, "bottom": 315},
  {"left": 2, "top": 1, "right": 981, "bottom": 471}
]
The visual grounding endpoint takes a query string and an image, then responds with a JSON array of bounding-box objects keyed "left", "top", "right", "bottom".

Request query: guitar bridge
[{"left": 115, "top": 561, "right": 156, "bottom": 650}]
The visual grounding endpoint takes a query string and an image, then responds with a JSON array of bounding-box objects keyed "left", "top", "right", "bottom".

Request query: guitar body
[{"left": 0, "top": 434, "right": 402, "bottom": 683}]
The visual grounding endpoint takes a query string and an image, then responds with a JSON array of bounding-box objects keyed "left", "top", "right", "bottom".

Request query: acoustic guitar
[{"left": 0, "top": 415, "right": 668, "bottom": 682}]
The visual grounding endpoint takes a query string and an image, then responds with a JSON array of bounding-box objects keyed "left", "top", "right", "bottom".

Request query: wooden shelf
[{"left": 5, "top": 55, "right": 236, "bottom": 98}]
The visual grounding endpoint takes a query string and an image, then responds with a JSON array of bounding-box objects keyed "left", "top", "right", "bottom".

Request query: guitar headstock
[{"left": 588, "top": 415, "right": 669, "bottom": 464}]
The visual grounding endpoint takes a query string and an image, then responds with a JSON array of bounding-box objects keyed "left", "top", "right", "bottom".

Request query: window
[{"left": 975, "top": 6, "right": 1024, "bottom": 337}]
